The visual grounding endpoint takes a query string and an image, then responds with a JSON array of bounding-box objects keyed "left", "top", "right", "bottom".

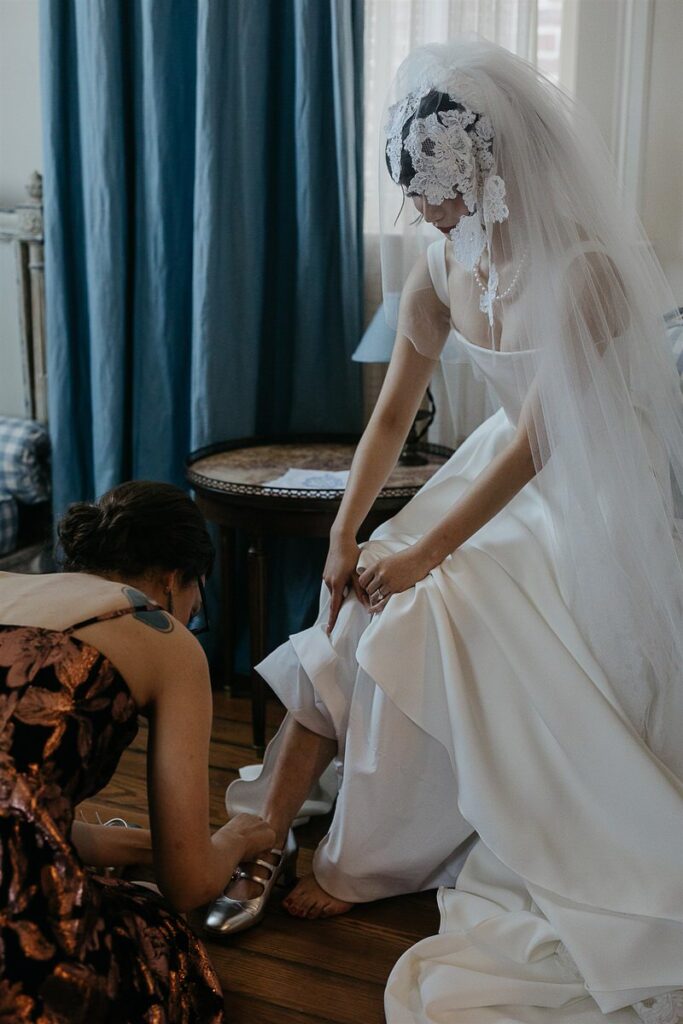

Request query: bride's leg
[
  {"left": 256, "top": 716, "right": 354, "bottom": 918},
  {"left": 225, "top": 715, "right": 342, "bottom": 906},
  {"left": 260, "top": 715, "right": 337, "bottom": 841}
]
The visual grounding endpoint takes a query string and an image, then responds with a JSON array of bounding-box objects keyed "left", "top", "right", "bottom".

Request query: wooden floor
[{"left": 81, "top": 691, "right": 438, "bottom": 1024}]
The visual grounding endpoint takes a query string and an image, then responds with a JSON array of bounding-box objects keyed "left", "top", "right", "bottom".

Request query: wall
[
  {"left": 0, "top": 0, "right": 42, "bottom": 208},
  {"left": 642, "top": 0, "right": 683, "bottom": 295},
  {"left": 0, "top": 0, "right": 42, "bottom": 417},
  {"left": 565, "top": 0, "right": 683, "bottom": 297}
]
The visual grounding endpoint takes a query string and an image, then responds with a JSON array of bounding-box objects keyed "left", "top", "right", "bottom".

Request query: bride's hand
[
  {"left": 323, "top": 530, "right": 371, "bottom": 634},
  {"left": 358, "top": 545, "right": 434, "bottom": 613}
]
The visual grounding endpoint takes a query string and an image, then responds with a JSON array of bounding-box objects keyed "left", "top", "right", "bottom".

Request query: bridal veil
[{"left": 377, "top": 36, "right": 683, "bottom": 779}]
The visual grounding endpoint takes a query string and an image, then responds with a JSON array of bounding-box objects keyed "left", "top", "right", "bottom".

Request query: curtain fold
[
  {"left": 40, "top": 0, "right": 364, "bottom": 668},
  {"left": 190, "top": 0, "right": 363, "bottom": 447}
]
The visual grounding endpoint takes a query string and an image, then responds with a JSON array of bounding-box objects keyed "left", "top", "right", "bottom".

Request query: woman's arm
[
  {"left": 144, "top": 631, "right": 274, "bottom": 912},
  {"left": 71, "top": 820, "right": 153, "bottom": 868}
]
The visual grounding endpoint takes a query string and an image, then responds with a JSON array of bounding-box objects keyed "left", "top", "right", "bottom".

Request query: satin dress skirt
[{"left": 226, "top": 407, "right": 683, "bottom": 1022}]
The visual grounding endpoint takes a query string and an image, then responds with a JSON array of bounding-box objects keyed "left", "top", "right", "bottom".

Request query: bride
[{"left": 207, "top": 37, "right": 683, "bottom": 1023}]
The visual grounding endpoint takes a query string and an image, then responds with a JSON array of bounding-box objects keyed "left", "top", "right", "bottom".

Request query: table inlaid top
[{"left": 187, "top": 440, "right": 453, "bottom": 500}]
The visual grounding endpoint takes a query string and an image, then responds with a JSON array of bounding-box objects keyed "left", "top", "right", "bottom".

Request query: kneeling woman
[{"left": 0, "top": 481, "right": 274, "bottom": 1023}]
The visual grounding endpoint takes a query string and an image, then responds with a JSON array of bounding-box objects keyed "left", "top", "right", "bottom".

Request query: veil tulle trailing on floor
[{"left": 378, "top": 36, "right": 683, "bottom": 779}]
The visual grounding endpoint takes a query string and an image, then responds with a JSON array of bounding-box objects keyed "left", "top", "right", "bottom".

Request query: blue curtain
[
  {"left": 192, "top": 0, "right": 364, "bottom": 444},
  {"left": 39, "top": 0, "right": 363, "bottom": 669}
]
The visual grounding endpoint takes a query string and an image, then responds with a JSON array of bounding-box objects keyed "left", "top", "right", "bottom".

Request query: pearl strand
[{"left": 473, "top": 248, "right": 528, "bottom": 302}]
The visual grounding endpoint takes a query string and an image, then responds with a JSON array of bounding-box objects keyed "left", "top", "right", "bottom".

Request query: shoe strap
[
  {"left": 237, "top": 868, "right": 268, "bottom": 887},
  {"left": 252, "top": 857, "right": 277, "bottom": 874},
  {"left": 232, "top": 859, "right": 277, "bottom": 886}
]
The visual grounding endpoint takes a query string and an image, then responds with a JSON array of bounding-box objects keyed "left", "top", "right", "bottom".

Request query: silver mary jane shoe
[{"left": 204, "top": 829, "right": 298, "bottom": 937}]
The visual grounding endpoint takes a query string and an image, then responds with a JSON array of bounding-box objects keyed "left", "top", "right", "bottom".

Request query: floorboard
[{"left": 81, "top": 692, "right": 438, "bottom": 1023}]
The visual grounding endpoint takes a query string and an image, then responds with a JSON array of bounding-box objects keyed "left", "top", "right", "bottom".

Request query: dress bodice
[
  {"left": 427, "top": 238, "right": 539, "bottom": 426},
  {"left": 445, "top": 327, "right": 538, "bottom": 427},
  {"left": 0, "top": 601, "right": 226, "bottom": 1023},
  {"left": 0, "top": 623, "right": 140, "bottom": 834}
]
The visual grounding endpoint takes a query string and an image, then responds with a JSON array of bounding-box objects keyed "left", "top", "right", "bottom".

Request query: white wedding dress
[{"left": 227, "top": 238, "right": 683, "bottom": 1023}]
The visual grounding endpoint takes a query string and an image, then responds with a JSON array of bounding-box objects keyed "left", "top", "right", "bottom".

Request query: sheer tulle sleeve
[
  {"left": 396, "top": 253, "right": 452, "bottom": 361},
  {"left": 562, "top": 247, "right": 630, "bottom": 354},
  {"left": 518, "top": 249, "right": 628, "bottom": 472}
]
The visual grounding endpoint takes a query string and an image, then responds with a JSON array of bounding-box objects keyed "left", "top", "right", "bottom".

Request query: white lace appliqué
[
  {"left": 483, "top": 175, "right": 509, "bottom": 224},
  {"left": 404, "top": 113, "right": 474, "bottom": 206},
  {"left": 480, "top": 260, "right": 499, "bottom": 321},
  {"left": 385, "top": 84, "right": 511, "bottom": 315},
  {"left": 633, "top": 993, "right": 683, "bottom": 1024},
  {"left": 439, "top": 106, "right": 477, "bottom": 131},
  {"left": 384, "top": 94, "right": 420, "bottom": 182},
  {"left": 383, "top": 93, "right": 420, "bottom": 142},
  {"left": 384, "top": 90, "right": 495, "bottom": 214},
  {"left": 386, "top": 133, "right": 403, "bottom": 183},
  {"left": 450, "top": 212, "right": 486, "bottom": 271}
]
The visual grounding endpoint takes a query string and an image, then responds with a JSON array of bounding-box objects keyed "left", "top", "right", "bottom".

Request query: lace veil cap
[
  {"left": 383, "top": 61, "right": 509, "bottom": 324},
  {"left": 378, "top": 36, "right": 683, "bottom": 780}
]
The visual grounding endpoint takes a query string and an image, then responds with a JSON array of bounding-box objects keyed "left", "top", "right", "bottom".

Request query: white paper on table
[{"left": 262, "top": 468, "right": 349, "bottom": 490}]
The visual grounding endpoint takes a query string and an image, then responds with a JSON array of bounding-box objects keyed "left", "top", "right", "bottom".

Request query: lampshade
[{"left": 352, "top": 303, "right": 397, "bottom": 363}]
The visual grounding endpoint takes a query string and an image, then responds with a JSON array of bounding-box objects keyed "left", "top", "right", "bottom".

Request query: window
[
  {"left": 537, "top": 0, "right": 564, "bottom": 83},
  {"left": 363, "top": 1, "right": 564, "bottom": 236}
]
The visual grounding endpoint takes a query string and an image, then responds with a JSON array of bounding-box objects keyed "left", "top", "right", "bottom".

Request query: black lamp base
[
  {"left": 399, "top": 445, "right": 429, "bottom": 466},
  {"left": 398, "top": 387, "right": 436, "bottom": 466}
]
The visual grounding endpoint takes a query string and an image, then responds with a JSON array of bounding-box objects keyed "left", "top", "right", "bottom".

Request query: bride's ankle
[
  {"left": 262, "top": 812, "right": 292, "bottom": 849},
  {"left": 272, "top": 828, "right": 290, "bottom": 850}
]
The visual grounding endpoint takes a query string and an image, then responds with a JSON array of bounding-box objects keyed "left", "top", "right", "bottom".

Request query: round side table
[{"left": 186, "top": 433, "right": 454, "bottom": 751}]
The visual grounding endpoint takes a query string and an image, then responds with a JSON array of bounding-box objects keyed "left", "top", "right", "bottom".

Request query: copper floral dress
[{"left": 0, "top": 605, "right": 225, "bottom": 1023}]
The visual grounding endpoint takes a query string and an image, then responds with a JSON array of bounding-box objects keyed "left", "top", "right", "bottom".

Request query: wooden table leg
[
  {"left": 247, "top": 534, "right": 267, "bottom": 753},
  {"left": 219, "top": 526, "right": 236, "bottom": 691}
]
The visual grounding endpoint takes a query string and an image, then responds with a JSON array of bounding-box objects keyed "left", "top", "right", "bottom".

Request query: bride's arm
[
  {"left": 332, "top": 334, "right": 438, "bottom": 537},
  {"left": 333, "top": 255, "right": 451, "bottom": 540},
  {"left": 324, "top": 334, "right": 438, "bottom": 629},
  {"left": 416, "top": 404, "right": 537, "bottom": 569},
  {"left": 360, "top": 252, "right": 627, "bottom": 606},
  {"left": 359, "top": 376, "right": 543, "bottom": 606},
  {"left": 325, "top": 257, "right": 450, "bottom": 631}
]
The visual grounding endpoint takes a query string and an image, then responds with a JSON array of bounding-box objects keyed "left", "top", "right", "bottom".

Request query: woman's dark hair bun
[
  {"left": 57, "top": 481, "right": 214, "bottom": 584},
  {"left": 58, "top": 502, "right": 109, "bottom": 570}
]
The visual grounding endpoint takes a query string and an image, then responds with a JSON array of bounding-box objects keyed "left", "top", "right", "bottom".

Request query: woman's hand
[
  {"left": 323, "top": 530, "right": 370, "bottom": 634},
  {"left": 358, "top": 544, "right": 435, "bottom": 613},
  {"left": 222, "top": 813, "right": 277, "bottom": 862}
]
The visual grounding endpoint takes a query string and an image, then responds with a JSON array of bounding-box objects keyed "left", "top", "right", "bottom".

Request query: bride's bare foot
[{"left": 282, "top": 873, "right": 354, "bottom": 919}]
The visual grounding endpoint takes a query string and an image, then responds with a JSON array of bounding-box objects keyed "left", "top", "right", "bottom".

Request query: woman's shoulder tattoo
[{"left": 122, "top": 586, "right": 174, "bottom": 633}]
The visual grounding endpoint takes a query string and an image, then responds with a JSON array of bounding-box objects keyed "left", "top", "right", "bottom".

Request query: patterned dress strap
[{"left": 63, "top": 603, "right": 162, "bottom": 635}]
